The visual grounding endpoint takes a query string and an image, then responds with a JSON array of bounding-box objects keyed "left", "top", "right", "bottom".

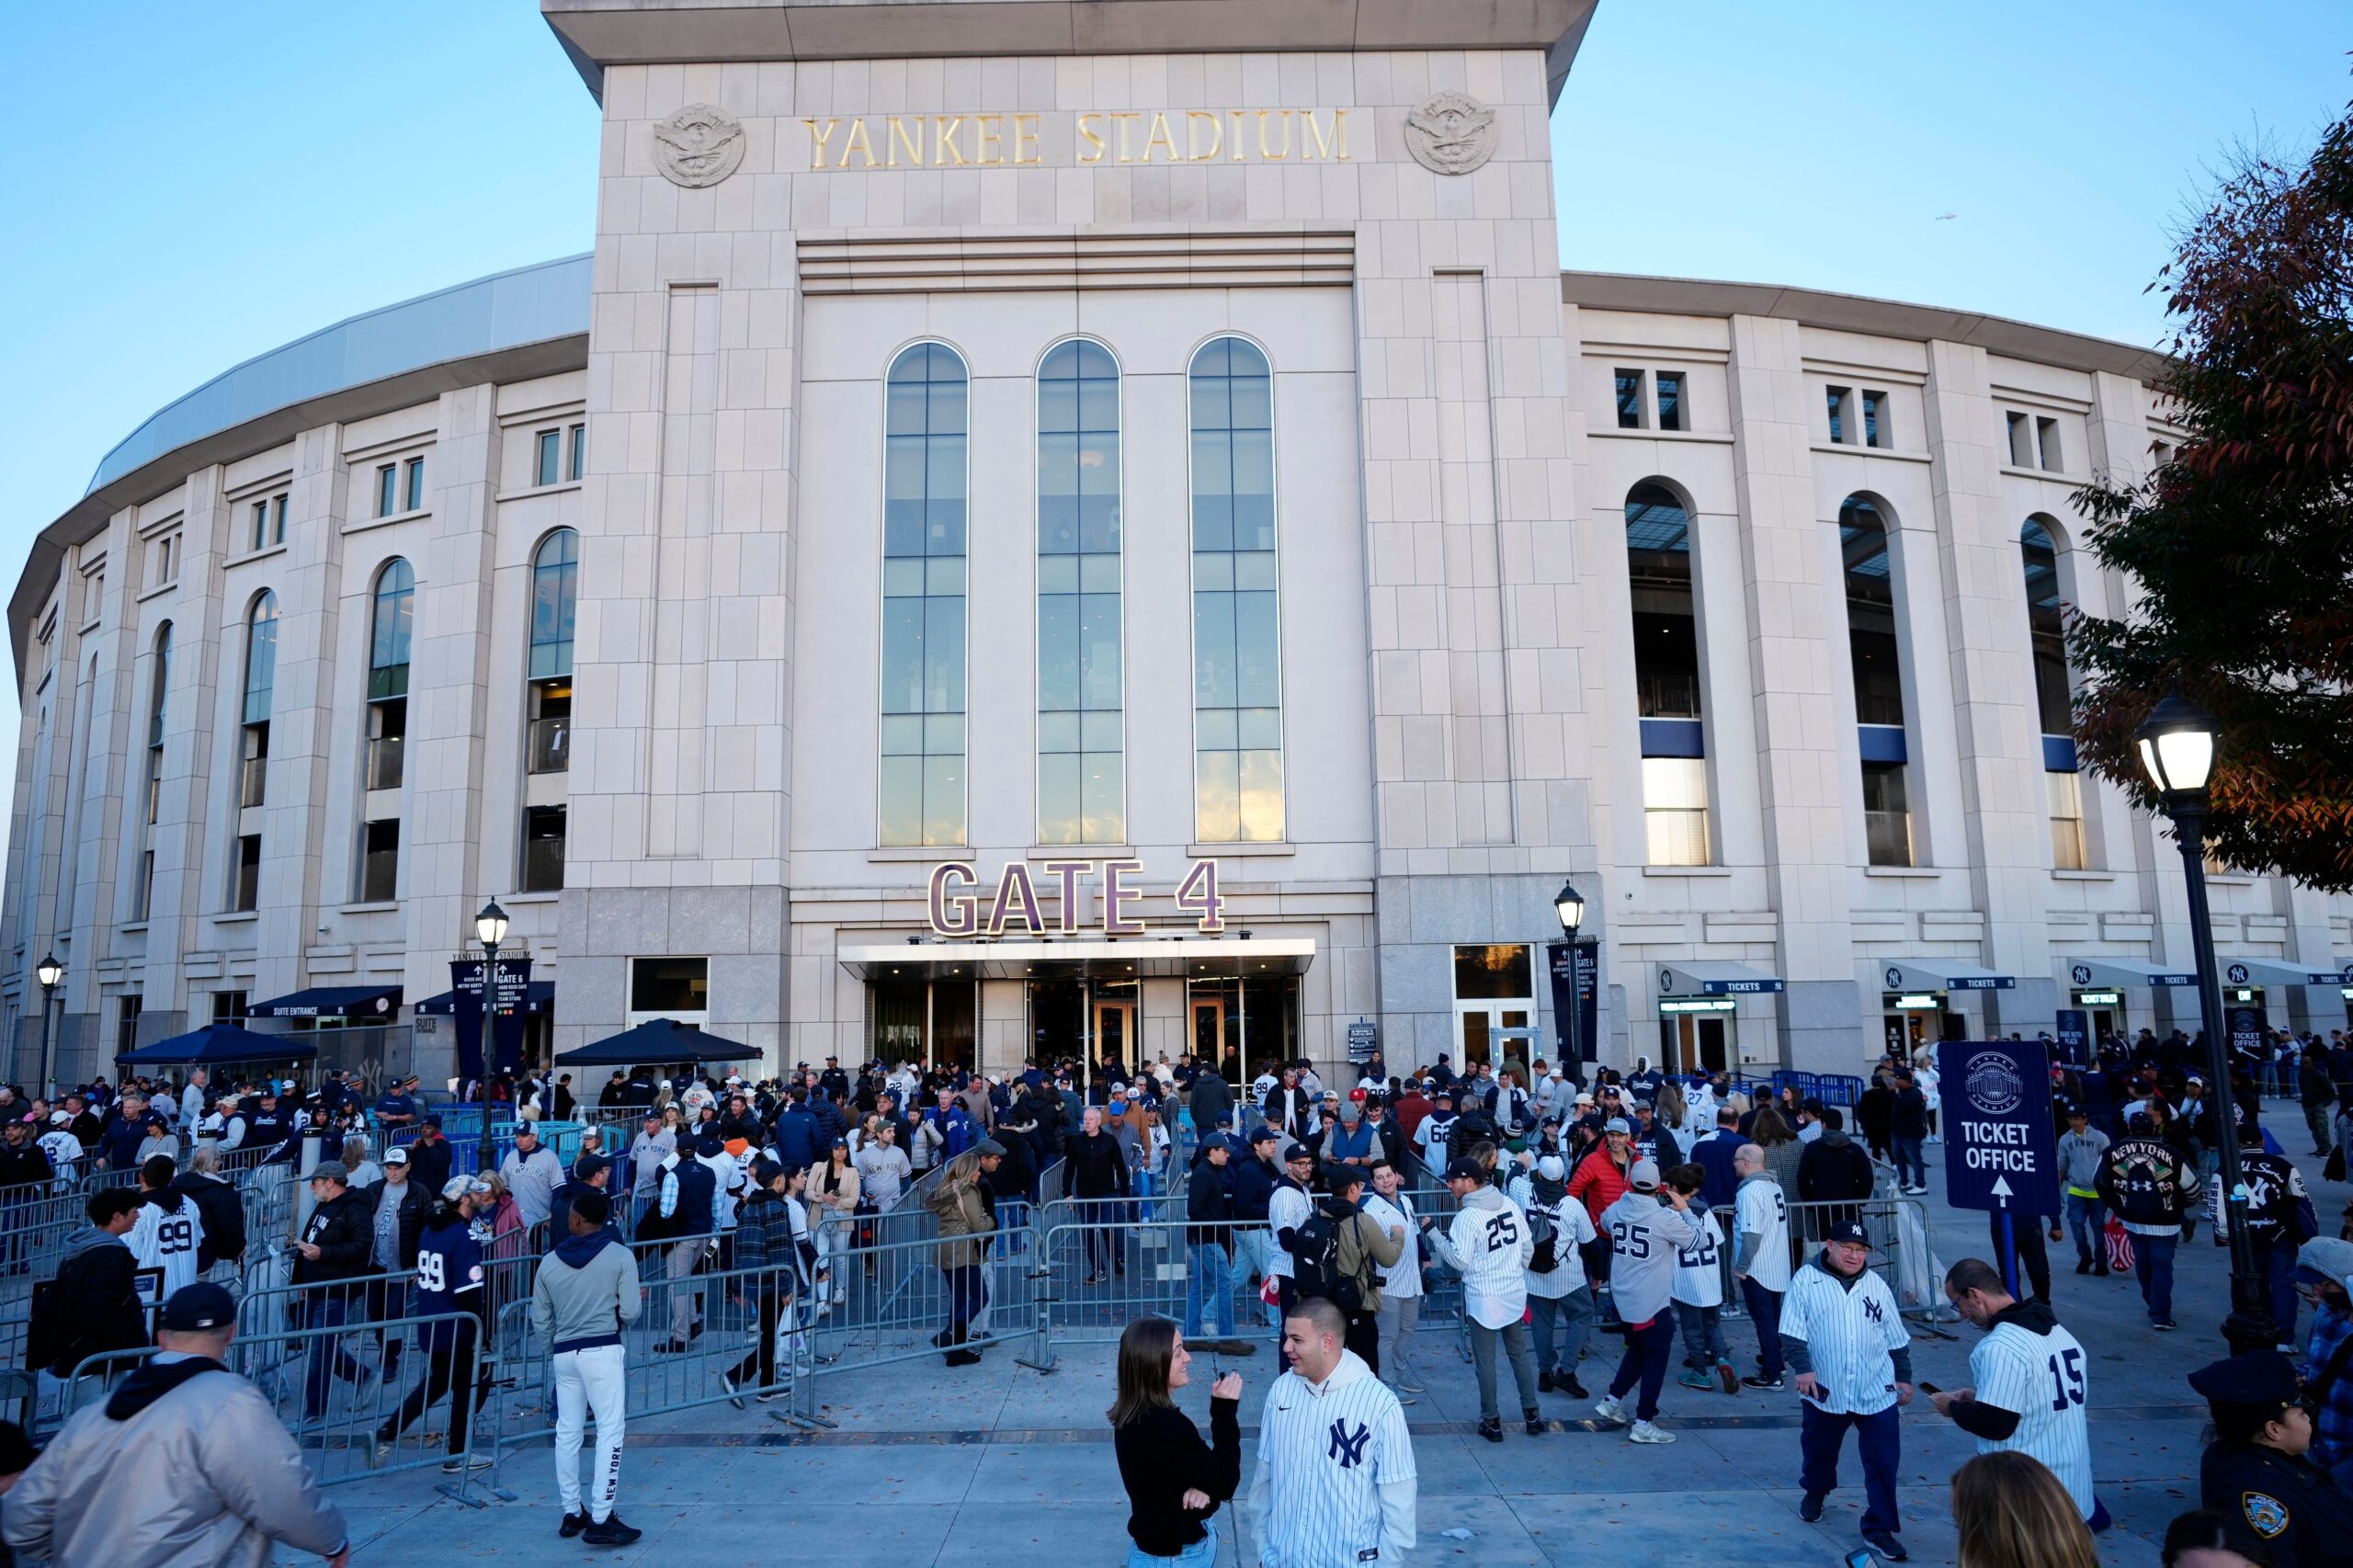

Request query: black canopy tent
[
  {"left": 115, "top": 1021, "right": 320, "bottom": 1067},
  {"left": 552, "top": 1017, "right": 760, "bottom": 1069}
]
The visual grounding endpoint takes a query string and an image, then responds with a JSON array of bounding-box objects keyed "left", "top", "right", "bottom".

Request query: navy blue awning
[
  {"left": 118, "top": 1022, "right": 319, "bottom": 1066},
  {"left": 246, "top": 983, "right": 404, "bottom": 1019}
]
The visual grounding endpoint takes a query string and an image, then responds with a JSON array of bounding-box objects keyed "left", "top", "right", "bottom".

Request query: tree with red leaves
[{"left": 2071, "top": 89, "right": 2353, "bottom": 890}]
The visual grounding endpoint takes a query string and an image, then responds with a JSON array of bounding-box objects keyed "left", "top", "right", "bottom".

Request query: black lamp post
[
  {"left": 2135, "top": 691, "right": 2269, "bottom": 1351},
  {"left": 475, "top": 899, "right": 509, "bottom": 1069},
  {"left": 1554, "top": 881, "right": 1586, "bottom": 1071},
  {"left": 34, "top": 953, "right": 62, "bottom": 1095}
]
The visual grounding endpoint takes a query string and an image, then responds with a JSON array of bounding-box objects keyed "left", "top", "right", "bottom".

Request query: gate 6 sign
[
  {"left": 1938, "top": 1040, "right": 2061, "bottom": 1217},
  {"left": 928, "top": 857, "right": 1226, "bottom": 937}
]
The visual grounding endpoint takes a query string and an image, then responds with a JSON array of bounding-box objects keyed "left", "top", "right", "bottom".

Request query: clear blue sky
[{"left": 0, "top": 2, "right": 2342, "bottom": 835}]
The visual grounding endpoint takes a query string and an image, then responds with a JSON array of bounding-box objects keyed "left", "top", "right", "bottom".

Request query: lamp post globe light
[
  {"left": 34, "top": 952, "right": 61, "bottom": 1096},
  {"left": 475, "top": 898, "right": 509, "bottom": 1070},
  {"left": 2133, "top": 692, "right": 2268, "bottom": 1351},
  {"left": 1554, "top": 880, "right": 1585, "bottom": 1074}
]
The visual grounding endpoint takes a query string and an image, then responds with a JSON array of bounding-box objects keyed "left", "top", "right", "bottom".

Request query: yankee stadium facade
[{"left": 6, "top": 0, "right": 2345, "bottom": 1091}]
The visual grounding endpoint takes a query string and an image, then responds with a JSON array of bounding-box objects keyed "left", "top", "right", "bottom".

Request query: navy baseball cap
[
  {"left": 1248, "top": 1126, "right": 1279, "bottom": 1145},
  {"left": 1443, "top": 1156, "right": 1484, "bottom": 1182},
  {"left": 1824, "top": 1220, "right": 1871, "bottom": 1246},
  {"left": 161, "top": 1281, "right": 237, "bottom": 1332}
]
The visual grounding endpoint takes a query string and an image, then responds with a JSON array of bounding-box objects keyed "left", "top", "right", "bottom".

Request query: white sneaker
[
  {"left": 1627, "top": 1419, "right": 1676, "bottom": 1445},
  {"left": 1593, "top": 1395, "right": 1629, "bottom": 1426}
]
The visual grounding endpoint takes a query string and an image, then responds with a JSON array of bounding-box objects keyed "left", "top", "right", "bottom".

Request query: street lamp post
[
  {"left": 1554, "top": 881, "right": 1586, "bottom": 1075},
  {"left": 475, "top": 899, "right": 509, "bottom": 1079},
  {"left": 34, "top": 953, "right": 62, "bottom": 1097},
  {"left": 2135, "top": 691, "right": 2270, "bottom": 1351}
]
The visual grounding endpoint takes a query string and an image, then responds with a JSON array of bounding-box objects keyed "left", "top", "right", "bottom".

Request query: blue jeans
[
  {"left": 2256, "top": 1240, "right": 2299, "bottom": 1346},
  {"left": 2064, "top": 1193, "right": 2108, "bottom": 1264},
  {"left": 301, "top": 1294, "right": 367, "bottom": 1421},
  {"left": 1186, "top": 1241, "right": 1235, "bottom": 1338},
  {"left": 2132, "top": 1231, "right": 2179, "bottom": 1321},
  {"left": 1891, "top": 1136, "right": 1925, "bottom": 1187},
  {"left": 1129, "top": 1535, "right": 1218, "bottom": 1568},
  {"left": 1800, "top": 1402, "right": 1903, "bottom": 1534}
]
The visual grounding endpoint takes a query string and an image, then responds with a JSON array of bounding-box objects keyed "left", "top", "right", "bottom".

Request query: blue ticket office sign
[{"left": 1939, "top": 1039, "right": 2062, "bottom": 1296}]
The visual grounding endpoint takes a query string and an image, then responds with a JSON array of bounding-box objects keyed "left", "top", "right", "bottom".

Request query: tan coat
[{"left": 927, "top": 1173, "right": 995, "bottom": 1269}]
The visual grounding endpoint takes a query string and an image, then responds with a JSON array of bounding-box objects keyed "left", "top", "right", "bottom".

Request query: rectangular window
[
  {"left": 2047, "top": 769, "right": 2087, "bottom": 870},
  {"left": 523, "top": 803, "right": 567, "bottom": 892},
  {"left": 366, "top": 700, "right": 405, "bottom": 791},
  {"left": 150, "top": 533, "right": 177, "bottom": 588},
  {"left": 1861, "top": 391, "right": 1886, "bottom": 449},
  {"left": 2151, "top": 439, "right": 2174, "bottom": 469},
  {"left": 1654, "top": 371, "right": 1685, "bottom": 433},
  {"left": 1825, "top": 385, "right": 1851, "bottom": 445},
  {"left": 135, "top": 850, "right": 155, "bottom": 920},
  {"left": 568, "top": 423, "right": 586, "bottom": 482},
  {"left": 879, "top": 345, "right": 969, "bottom": 847},
  {"left": 631, "top": 957, "right": 708, "bottom": 1014},
  {"left": 210, "top": 990, "right": 246, "bottom": 1023},
  {"left": 404, "top": 456, "right": 426, "bottom": 511},
  {"left": 536, "top": 429, "right": 562, "bottom": 487},
  {"left": 1614, "top": 370, "right": 1644, "bottom": 429},
  {"left": 272, "top": 494, "right": 287, "bottom": 545},
  {"left": 2036, "top": 416, "right": 2062, "bottom": 472},
  {"left": 232, "top": 833, "right": 261, "bottom": 912},
  {"left": 1642, "top": 756, "right": 1711, "bottom": 866},
  {"left": 1861, "top": 762, "right": 1913, "bottom": 868},
  {"left": 376, "top": 464, "right": 397, "bottom": 517},
  {"left": 250, "top": 499, "right": 270, "bottom": 552},
  {"left": 1037, "top": 341, "right": 1124, "bottom": 845},
  {"left": 528, "top": 681, "right": 570, "bottom": 774},
  {"left": 2006, "top": 411, "right": 2032, "bottom": 467},
  {"left": 117, "top": 994, "right": 142, "bottom": 1056},
  {"left": 1191, "top": 338, "right": 1284, "bottom": 843},
  {"left": 359, "top": 818, "right": 399, "bottom": 902},
  {"left": 1453, "top": 943, "right": 1534, "bottom": 1001},
  {"left": 239, "top": 723, "right": 268, "bottom": 808}
]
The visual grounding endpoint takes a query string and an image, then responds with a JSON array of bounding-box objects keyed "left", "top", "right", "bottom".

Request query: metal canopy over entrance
[
  {"left": 1876, "top": 960, "right": 2014, "bottom": 993},
  {"left": 2062, "top": 955, "right": 2197, "bottom": 989},
  {"left": 838, "top": 936, "right": 1315, "bottom": 982}
]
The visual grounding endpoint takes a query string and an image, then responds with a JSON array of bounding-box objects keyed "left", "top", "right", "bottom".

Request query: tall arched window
[
  {"left": 1839, "top": 498, "right": 1910, "bottom": 866},
  {"left": 137, "top": 622, "right": 171, "bottom": 919},
  {"left": 2020, "top": 517, "right": 2086, "bottom": 868},
  {"left": 243, "top": 593, "right": 278, "bottom": 725},
  {"left": 1627, "top": 481, "right": 1708, "bottom": 864},
  {"left": 880, "top": 344, "right": 969, "bottom": 847},
  {"left": 1189, "top": 336, "right": 1282, "bottom": 843},
  {"left": 529, "top": 530, "right": 577, "bottom": 681},
  {"left": 366, "top": 561, "right": 413, "bottom": 797},
  {"left": 1037, "top": 340, "right": 1123, "bottom": 845}
]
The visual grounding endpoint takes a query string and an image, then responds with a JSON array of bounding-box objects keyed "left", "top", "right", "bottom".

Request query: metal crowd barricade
[
  {"left": 790, "top": 1227, "right": 1044, "bottom": 1415},
  {"left": 239, "top": 1266, "right": 418, "bottom": 1337}
]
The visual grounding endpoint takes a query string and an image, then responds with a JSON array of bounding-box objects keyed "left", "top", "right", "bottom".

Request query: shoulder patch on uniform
[{"left": 2243, "top": 1491, "right": 2290, "bottom": 1538}]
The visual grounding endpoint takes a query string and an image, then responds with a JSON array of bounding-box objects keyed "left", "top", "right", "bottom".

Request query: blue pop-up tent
[{"left": 114, "top": 1021, "right": 320, "bottom": 1067}]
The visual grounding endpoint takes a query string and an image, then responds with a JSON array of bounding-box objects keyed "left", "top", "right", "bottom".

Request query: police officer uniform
[{"left": 2191, "top": 1350, "right": 2353, "bottom": 1567}]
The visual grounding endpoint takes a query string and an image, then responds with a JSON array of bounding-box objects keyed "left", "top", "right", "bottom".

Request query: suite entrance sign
[{"left": 927, "top": 858, "right": 1226, "bottom": 938}]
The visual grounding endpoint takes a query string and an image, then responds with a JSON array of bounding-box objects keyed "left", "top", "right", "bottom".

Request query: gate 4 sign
[
  {"left": 927, "top": 857, "right": 1227, "bottom": 937},
  {"left": 1938, "top": 1040, "right": 2062, "bottom": 1218}
]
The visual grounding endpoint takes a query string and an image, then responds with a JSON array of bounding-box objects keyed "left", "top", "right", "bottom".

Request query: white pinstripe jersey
[
  {"left": 1256, "top": 1351, "right": 1415, "bottom": 1568},
  {"left": 1972, "top": 1319, "right": 2097, "bottom": 1518},
  {"left": 1780, "top": 1258, "right": 1907, "bottom": 1415}
]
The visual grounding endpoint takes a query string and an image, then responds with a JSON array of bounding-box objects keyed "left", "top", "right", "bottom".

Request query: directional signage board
[{"left": 1938, "top": 1039, "right": 2062, "bottom": 1219}]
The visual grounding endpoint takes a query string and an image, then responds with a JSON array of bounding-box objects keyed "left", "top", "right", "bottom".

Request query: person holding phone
[
  {"left": 1111, "top": 1317, "right": 1243, "bottom": 1567},
  {"left": 1781, "top": 1219, "right": 1915, "bottom": 1562}
]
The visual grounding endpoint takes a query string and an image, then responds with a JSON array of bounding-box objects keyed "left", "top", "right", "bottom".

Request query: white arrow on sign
[{"left": 1990, "top": 1175, "right": 2013, "bottom": 1208}]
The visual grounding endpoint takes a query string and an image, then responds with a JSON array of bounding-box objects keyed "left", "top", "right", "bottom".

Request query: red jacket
[
  {"left": 1565, "top": 1143, "right": 1629, "bottom": 1225},
  {"left": 1394, "top": 1092, "right": 1432, "bottom": 1146}
]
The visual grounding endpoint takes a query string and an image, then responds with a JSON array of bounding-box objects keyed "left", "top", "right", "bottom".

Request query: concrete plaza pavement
[{"left": 302, "top": 1132, "right": 2337, "bottom": 1568}]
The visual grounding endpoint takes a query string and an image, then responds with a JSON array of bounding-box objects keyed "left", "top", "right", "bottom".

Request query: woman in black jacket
[{"left": 1111, "top": 1316, "right": 1241, "bottom": 1567}]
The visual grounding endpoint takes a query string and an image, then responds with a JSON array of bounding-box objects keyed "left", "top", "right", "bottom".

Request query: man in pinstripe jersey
[{"left": 1247, "top": 1296, "right": 1417, "bottom": 1567}]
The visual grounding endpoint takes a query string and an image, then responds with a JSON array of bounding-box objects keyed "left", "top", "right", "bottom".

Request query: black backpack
[
  {"left": 26, "top": 1272, "right": 69, "bottom": 1376},
  {"left": 1527, "top": 1204, "right": 1562, "bottom": 1273},
  {"left": 1290, "top": 1207, "right": 1363, "bottom": 1312}
]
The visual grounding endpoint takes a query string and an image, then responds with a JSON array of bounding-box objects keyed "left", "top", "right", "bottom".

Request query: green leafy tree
[{"left": 2071, "top": 90, "right": 2353, "bottom": 888}]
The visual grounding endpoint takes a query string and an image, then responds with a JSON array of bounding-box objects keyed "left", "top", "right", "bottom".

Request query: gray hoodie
[
  {"left": 529, "top": 1229, "right": 643, "bottom": 1352},
  {"left": 1597, "top": 1189, "right": 1704, "bottom": 1326}
]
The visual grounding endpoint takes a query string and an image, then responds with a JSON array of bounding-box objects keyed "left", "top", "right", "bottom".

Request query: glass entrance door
[
  {"left": 1454, "top": 1006, "right": 1530, "bottom": 1069},
  {"left": 1661, "top": 1013, "right": 1732, "bottom": 1074},
  {"left": 1191, "top": 997, "right": 1226, "bottom": 1076},
  {"left": 1094, "top": 999, "right": 1138, "bottom": 1075}
]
